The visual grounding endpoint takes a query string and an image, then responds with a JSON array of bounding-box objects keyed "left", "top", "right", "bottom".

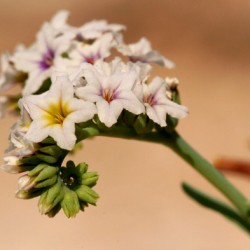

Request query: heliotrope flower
[
  {"left": 60, "top": 33, "right": 115, "bottom": 75},
  {"left": 1, "top": 101, "right": 35, "bottom": 173},
  {"left": 75, "top": 60, "right": 145, "bottom": 127},
  {"left": 12, "top": 23, "right": 73, "bottom": 95},
  {"left": 77, "top": 19, "right": 125, "bottom": 41},
  {"left": 0, "top": 44, "right": 26, "bottom": 91},
  {"left": 140, "top": 77, "right": 188, "bottom": 127},
  {"left": 22, "top": 73, "right": 96, "bottom": 150},
  {"left": 118, "top": 37, "right": 175, "bottom": 68}
]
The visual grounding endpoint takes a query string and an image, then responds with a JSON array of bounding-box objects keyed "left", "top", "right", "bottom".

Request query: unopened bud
[
  {"left": 75, "top": 185, "right": 99, "bottom": 205},
  {"left": 38, "top": 179, "right": 64, "bottom": 214},
  {"left": 61, "top": 188, "right": 80, "bottom": 218}
]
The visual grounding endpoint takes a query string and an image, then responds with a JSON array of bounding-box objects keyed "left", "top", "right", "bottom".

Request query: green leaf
[{"left": 182, "top": 182, "right": 250, "bottom": 233}]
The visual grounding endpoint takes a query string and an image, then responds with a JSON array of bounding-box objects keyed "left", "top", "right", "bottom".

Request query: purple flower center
[
  {"left": 83, "top": 52, "right": 101, "bottom": 65},
  {"left": 144, "top": 94, "right": 157, "bottom": 106},
  {"left": 39, "top": 48, "right": 55, "bottom": 71}
]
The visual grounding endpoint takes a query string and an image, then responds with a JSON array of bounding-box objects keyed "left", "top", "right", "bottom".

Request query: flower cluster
[{"left": 0, "top": 10, "right": 188, "bottom": 217}]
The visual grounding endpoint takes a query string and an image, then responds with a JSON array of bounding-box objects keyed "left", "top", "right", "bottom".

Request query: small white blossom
[
  {"left": 0, "top": 45, "right": 25, "bottom": 91},
  {"left": 77, "top": 20, "right": 125, "bottom": 40},
  {"left": 1, "top": 156, "right": 22, "bottom": 174},
  {"left": 140, "top": 77, "right": 188, "bottom": 127},
  {"left": 22, "top": 73, "right": 96, "bottom": 150},
  {"left": 118, "top": 37, "right": 175, "bottom": 68},
  {"left": 12, "top": 24, "right": 73, "bottom": 95},
  {"left": 60, "top": 33, "right": 115, "bottom": 75},
  {"left": 75, "top": 61, "right": 145, "bottom": 127},
  {"left": 1, "top": 102, "right": 35, "bottom": 173}
]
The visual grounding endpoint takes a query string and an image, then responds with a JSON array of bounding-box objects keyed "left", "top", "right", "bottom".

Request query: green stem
[
  {"left": 75, "top": 124, "right": 250, "bottom": 218},
  {"left": 142, "top": 131, "right": 250, "bottom": 217}
]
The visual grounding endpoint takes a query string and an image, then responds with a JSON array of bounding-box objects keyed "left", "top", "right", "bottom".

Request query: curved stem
[
  {"left": 75, "top": 124, "right": 250, "bottom": 218},
  {"left": 142, "top": 130, "right": 250, "bottom": 217}
]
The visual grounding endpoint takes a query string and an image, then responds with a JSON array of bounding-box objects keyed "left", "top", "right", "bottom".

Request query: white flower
[
  {"left": 140, "top": 77, "right": 188, "bottom": 127},
  {"left": 77, "top": 20, "right": 125, "bottom": 40},
  {"left": 22, "top": 73, "right": 96, "bottom": 150},
  {"left": 1, "top": 156, "right": 22, "bottom": 174},
  {"left": 1, "top": 102, "right": 35, "bottom": 173},
  {"left": 75, "top": 61, "right": 145, "bottom": 127},
  {"left": 12, "top": 23, "right": 73, "bottom": 95},
  {"left": 49, "top": 9, "right": 70, "bottom": 31},
  {"left": 118, "top": 37, "right": 175, "bottom": 68},
  {"left": 0, "top": 44, "right": 26, "bottom": 91},
  {"left": 59, "top": 33, "right": 115, "bottom": 75}
]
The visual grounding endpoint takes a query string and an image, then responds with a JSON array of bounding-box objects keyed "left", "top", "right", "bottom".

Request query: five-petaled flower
[
  {"left": 76, "top": 61, "right": 145, "bottom": 127},
  {"left": 118, "top": 37, "right": 175, "bottom": 68},
  {"left": 22, "top": 73, "right": 96, "bottom": 150},
  {"left": 12, "top": 24, "right": 73, "bottom": 95},
  {"left": 140, "top": 77, "right": 188, "bottom": 127}
]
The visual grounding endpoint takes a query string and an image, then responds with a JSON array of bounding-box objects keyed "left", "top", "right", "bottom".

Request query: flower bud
[
  {"left": 81, "top": 172, "right": 99, "bottom": 187},
  {"left": 38, "top": 179, "right": 64, "bottom": 214},
  {"left": 34, "top": 165, "right": 59, "bottom": 182},
  {"left": 61, "top": 188, "right": 80, "bottom": 218},
  {"left": 37, "top": 145, "right": 65, "bottom": 164},
  {"left": 77, "top": 162, "right": 88, "bottom": 175},
  {"left": 75, "top": 185, "right": 99, "bottom": 205}
]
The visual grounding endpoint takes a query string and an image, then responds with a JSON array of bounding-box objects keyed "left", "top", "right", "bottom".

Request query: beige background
[{"left": 0, "top": 0, "right": 250, "bottom": 249}]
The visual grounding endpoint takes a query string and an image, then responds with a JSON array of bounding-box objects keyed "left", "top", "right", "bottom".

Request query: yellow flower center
[{"left": 43, "top": 100, "right": 71, "bottom": 126}]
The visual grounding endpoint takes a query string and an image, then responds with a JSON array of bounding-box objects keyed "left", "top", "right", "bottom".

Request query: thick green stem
[{"left": 142, "top": 131, "right": 250, "bottom": 217}]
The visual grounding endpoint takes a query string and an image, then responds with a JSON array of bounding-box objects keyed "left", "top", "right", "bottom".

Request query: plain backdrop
[{"left": 0, "top": 1, "right": 250, "bottom": 249}]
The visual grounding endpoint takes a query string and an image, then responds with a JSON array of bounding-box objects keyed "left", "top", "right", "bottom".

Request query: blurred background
[{"left": 0, "top": 0, "right": 250, "bottom": 249}]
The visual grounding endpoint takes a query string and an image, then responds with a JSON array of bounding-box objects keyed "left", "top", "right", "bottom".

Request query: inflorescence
[{"left": 0, "top": 10, "right": 188, "bottom": 218}]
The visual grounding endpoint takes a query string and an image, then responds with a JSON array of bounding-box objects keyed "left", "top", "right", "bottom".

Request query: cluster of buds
[
  {"left": 17, "top": 161, "right": 99, "bottom": 218},
  {"left": 0, "top": 10, "right": 188, "bottom": 217}
]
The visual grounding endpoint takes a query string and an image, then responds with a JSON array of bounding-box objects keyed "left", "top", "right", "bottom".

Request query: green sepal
[
  {"left": 36, "top": 153, "right": 58, "bottom": 164},
  {"left": 134, "top": 114, "right": 154, "bottom": 134},
  {"left": 165, "top": 115, "right": 179, "bottom": 133},
  {"left": 16, "top": 188, "right": 45, "bottom": 199},
  {"left": 45, "top": 203, "right": 62, "bottom": 218},
  {"left": 35, "top": 175, "right": 57, "bottom": 189},
  {"left": 33, "top": 78, "right": 52, "bottom": 95},
  {"left": 39, "top": 145, "right": 64, "bottom": 158},
  {"left": 20, "top": 156, "right": 41, "bottom": 165},
  {"left": 122, "top": 110, "right": 137, "bottom": 127}
]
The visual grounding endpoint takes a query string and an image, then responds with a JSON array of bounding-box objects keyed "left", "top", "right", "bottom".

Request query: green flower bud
[
  {"left": 81, "top": 172, "right": 99, "bottom": 187},
  {"left": 20, "top": 155, "right": 41, "bottom": 165},
  {"left": 35, "top": 175, "right": 58, "bottom": 189},
  {"left": 37, "top": 145, "right": 65, "bottom": 164},
  {"left": 16, "top": 188, "right": 44, "bottom": 199},
  {"left": 28, "top": 164, "right": 48, "bottom": 177},
  {"left": 17, "top": 164, "right": 59, "bottom": 195},
  {"left": 34, "top": 165, "right": 59, "bottom": 182},
  {"left": 77, "top": 162, "right": 88, "bottom": 175},
  {"left": 61, "top": 187, "right": 80, "bottom": 218},
  {"left": 38, "top": 179, "right": 64, "bottom": 214},
  {"left": 75, "top": 185, "right": 99, "bottom": 205},
  {"left": 36, "top": 154, "right": 58, "bottom": 164},
  {"left": 39, "top": 145, "right": 64, "bottom": 157}
]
